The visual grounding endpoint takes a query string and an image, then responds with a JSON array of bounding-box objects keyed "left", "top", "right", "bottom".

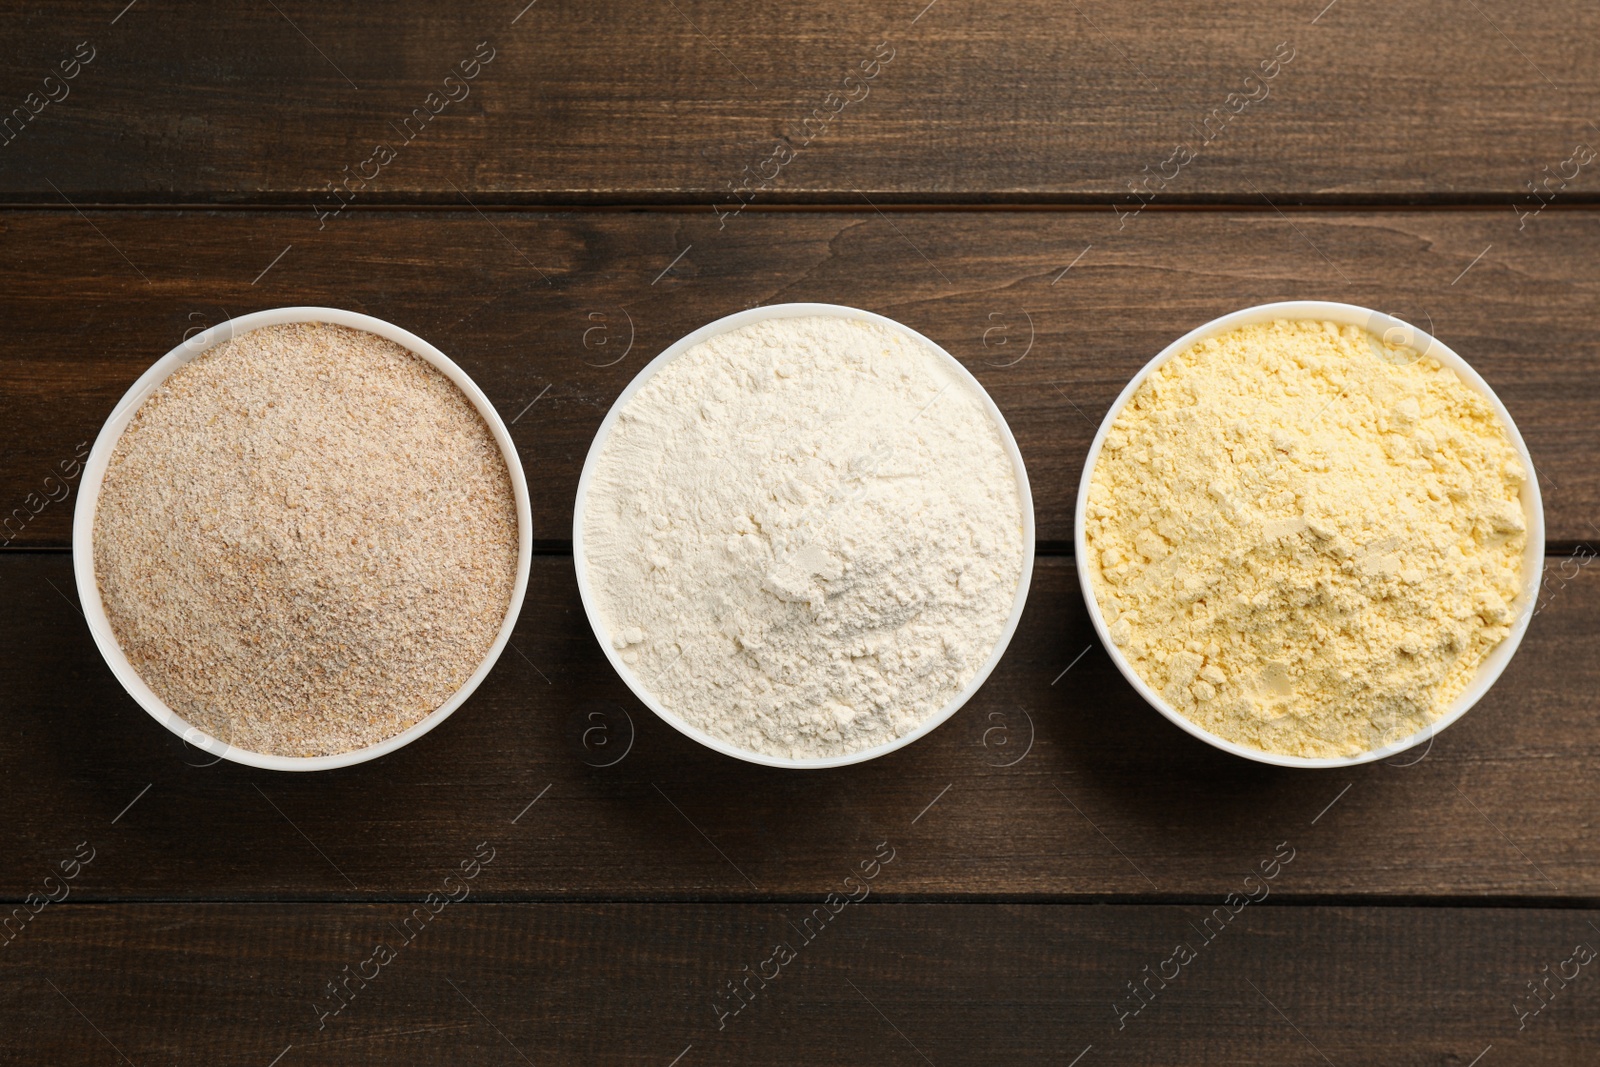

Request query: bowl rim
[
  {"left": 72, "top": 306, "right": 534, "bottom": 772},
  {"left": 1074, "top": 300, "right": 1546, "bottom": 769},
  {"left": 572, "top": 302, "right": 1036, "bottom": 769}
]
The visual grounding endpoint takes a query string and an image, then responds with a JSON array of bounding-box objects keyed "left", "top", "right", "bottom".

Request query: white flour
[{"left": 581, "top": 315, "right": 1026, "bottom": 759}]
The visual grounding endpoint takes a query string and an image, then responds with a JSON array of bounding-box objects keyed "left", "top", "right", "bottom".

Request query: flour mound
[
  {"left": 582, "top": 315, "right": 1026, "bottom": 759},
  {"left": 94, "top": 323, "right": 519, "bottom": 758},
  {"left": 1085, "top": 319, "right": 1528, "bottom": 759}
]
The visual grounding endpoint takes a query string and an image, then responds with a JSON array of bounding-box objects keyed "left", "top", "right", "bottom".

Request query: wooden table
[{"left": 3, "top": 2, "right": 1597, "bottom": 1062}]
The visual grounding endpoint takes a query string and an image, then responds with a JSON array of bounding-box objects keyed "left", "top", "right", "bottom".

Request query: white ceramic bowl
[
  {"left": 573, "top": 303, "right": 1036, "bottom": 769},
  {"left": 1075, "top": 300, "right": 1544, "bottom": 768},
  {"left": 73, "top": 307, "right": 533, "bottom": 771}
]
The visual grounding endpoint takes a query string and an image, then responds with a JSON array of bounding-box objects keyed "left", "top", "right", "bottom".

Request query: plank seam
[
  {"left": 10, "top": 895, "right": 1599, "bottom": 908},
  {"left": 4, "top": 198, "right": 1600, "bottom": 213}
]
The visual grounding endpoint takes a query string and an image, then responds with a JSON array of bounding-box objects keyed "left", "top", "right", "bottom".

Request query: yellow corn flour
[{"left": 1084, "top": 320, "right": 1528, "bottom": 758}]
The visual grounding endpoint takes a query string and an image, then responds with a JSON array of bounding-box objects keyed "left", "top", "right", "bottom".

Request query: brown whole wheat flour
[
  {"left": 1084, "top": 320, "right": 1528, "bottom": 758},
  {"left": 93, "top": 322, "right": 518, "bottom": 757}
]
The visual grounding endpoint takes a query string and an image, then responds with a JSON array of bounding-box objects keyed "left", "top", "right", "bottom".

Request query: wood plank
[
  {"left": 4, "top": 552, "right": 1596, "bottom": 900},
  {"left": 1, "top": 2, "right": 1596, "bottom": 203},
  {"left": 2, "top": 208, "right": 1597, "bottom": 547},
  {"left": 1, "top": 901, "right": 1595, "bottom": 1064}
]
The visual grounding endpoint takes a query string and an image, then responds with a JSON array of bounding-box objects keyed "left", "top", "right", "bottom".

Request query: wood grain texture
[
  {"left": 1, "top": 901, "right": 1595, "bottom": 1064},
  {"left": 5, "top": 0, "right": 1596, "bottom": 1055},
  {"left": 0, "top": 0, "right": 1596, "bottom": 202},
  {"left": 3, "top": 552, "right": 1595, "bottom": 900},
  {"left": 1, "top": 208, "right": 1596, "bottom": 548}
]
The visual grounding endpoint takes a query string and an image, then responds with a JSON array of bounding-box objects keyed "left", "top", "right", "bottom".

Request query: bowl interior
[
  {"left": 72, "top": 307, "right": 533, "bottom": 772},
  {"left": 572, "top": 302, "right": 1036, "bottom": 769},
  {"left": 1074, "top": 300, "right": 1545, "bottom": 769}
]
